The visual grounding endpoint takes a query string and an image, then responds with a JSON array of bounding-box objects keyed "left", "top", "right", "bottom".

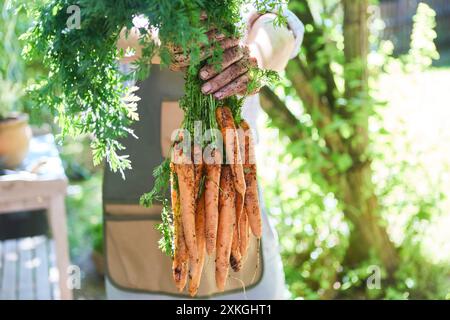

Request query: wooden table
[{"left": 0, "top": 134, "right": 72, "bottom": 300}]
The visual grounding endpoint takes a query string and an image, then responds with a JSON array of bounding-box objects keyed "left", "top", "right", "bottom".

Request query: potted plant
[
  {"left": 0, "top": 81, "right": 32, "bottom": 169},
  {"left": 0, "top": 1, "right": 32, "bottom": 169}
]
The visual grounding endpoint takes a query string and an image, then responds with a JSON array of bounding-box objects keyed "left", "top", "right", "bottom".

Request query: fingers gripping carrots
[{"left": 167, "top": 107, "right": 262, "bottom": 296}]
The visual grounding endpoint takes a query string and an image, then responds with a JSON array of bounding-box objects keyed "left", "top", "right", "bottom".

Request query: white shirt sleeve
[
  {"left": 241, "top": 2, "right": 304, "bottom": 59},
  {"left": 283, "top": 8, "right": 304, "bottom": 58}
]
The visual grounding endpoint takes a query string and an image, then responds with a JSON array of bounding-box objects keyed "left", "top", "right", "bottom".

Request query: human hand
[
  {"left": 199, "top": 45, "right": 258, "bottom": 100},
  {"left": 169, "top": 13, "right": 261, "bottom": 100},
  {"left": 170, "top": 35, "right": 260, "bottom": 101}
]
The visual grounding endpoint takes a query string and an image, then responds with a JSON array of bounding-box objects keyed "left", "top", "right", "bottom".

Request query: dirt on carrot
[
  {"left": 239, "top": 208, "right": 250, "bottom": 258},
  {"left": 240, "top": 120, "right": 262, "bottom": 238},
  {"left": 170, "top": 162, "right": 189, "bottom": 291},
  {"left": 205, "top": 148, "right": 222, "bottom": 255},
  {"left": 230, "top": 191, "right": 243, "bottom": 272},
  {"left": 173, "top": 144, "right": 199, "bottom": 272},
  {"left": 216, "top": 106, "right": 246, "bottom": 197},
  {"left": 215, "top": 165, "right": 236, "bottom": 291},
  {"left": 188, "top": 191, "right": 206, "bottom": 296}
]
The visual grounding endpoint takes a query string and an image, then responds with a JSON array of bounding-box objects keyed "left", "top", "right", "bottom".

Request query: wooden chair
[{"left": 0, "top": 134, "right": 72, "bottom": 300}]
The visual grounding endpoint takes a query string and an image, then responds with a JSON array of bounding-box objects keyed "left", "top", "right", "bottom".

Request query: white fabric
[
  {"left": 241, "top": 3, "right": 303, "bottom": 139},
  {"left": 242, "top": 2, "right": 304, "bottom": 59},
  {"left": 283, "top": 8, "right": 305, "bottom": 58}
]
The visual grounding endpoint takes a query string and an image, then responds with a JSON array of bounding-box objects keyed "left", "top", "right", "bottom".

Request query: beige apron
[{"left": 102, "top": 66, "right": 263, "bottom": 298}]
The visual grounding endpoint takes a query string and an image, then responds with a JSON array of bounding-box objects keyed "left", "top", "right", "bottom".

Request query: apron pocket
[
  {"left": 104, "top": 216, "right": 264, "bottom": 297},
  {"left": 105, "top": 219, "right": 178, "bottom": 294},
  {"left": 160, "top": 101, "right": 184, "bottom": 158}
]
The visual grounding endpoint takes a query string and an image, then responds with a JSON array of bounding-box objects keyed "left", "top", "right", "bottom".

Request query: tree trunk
[
  {"left": 341, "top": 163, "right": 398, "bottom": 274},
  {"left": 342, "top": 0, "right": 398, "bottom": 274}
]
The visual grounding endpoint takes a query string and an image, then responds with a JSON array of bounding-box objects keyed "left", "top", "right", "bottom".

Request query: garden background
[{"left": 1, "top": 0, "right": 450, "bottom": 299}]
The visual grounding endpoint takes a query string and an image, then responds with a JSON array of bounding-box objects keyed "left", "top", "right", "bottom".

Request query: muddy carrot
[
  {"left": 188, "top": 146, "right": 205, "bottom": 296},
  {"left": 240, "top": 120, "right": 262, "bottom": 238},
  {"left": 205, "top": 148, "right": 222, "bottom": 255},
  {"left": 173, "top": 145, "right": 199, "bottom": 271},
  {"left": 239, "top": 209, "right": 250, "bottom": 257},
  {"left": 193, "top": 143, "right": 204, "bottom": 201},
  {"left": 230, "top": 192, "right": 243, "bottom": 272},
  {"left": 216, "top": 106, "right": 246, "bottom": 196},
  {"left": 235, "top": 166, "right": 245, "bottom": 230},
  {"left": 188, "top": 191, "right": 206, "bottom": 296},
  {"left": 170, "top": 163, "right": 189, "bottom": 291},
  {"left": 215, "top": 165, "right": 236, "bottom": 291}
]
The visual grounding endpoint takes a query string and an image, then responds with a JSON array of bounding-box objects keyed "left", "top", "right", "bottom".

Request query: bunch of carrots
[{"left": 170, "top": 106, "right": 261, "bottom": 296}]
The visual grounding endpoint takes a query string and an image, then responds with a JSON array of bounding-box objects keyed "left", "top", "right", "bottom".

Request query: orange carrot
[
  {"left": 205, "top": 148, "right": 222, "bottom": 255},
  {"left": 240, "top": 120, "right": 262, "bottom": 238},
  {"left": 235, "top": 170, "right": 245, "bottom": 233},
  {"left": 239, "top": 208, "right": 250, "bottom": 257},
  {"left": 216, "top": 106, "right": 246, "bottom": 196},
  {"left": 235, "top": 126, "right": 249, "bottom": 254},
  {"left": 188, "top": 191, "right": 206, "bottom": 296},
  {"left": 193, "top": 143, "right": 204, "bottom": 200},
  {"left": 230, "top": 192, "right": 243, "bottom": 272},
  {"left": 170, "top": 163, "right": 189, "bottom": 291},
  {"left": 188, "top": 147, "right": 205, "bottom": 296},
  {"left": 173, "top": 145, "right": 199, "bottom": 271},
  {"left": 215, "top": 165, "right": 236, "bottom": 291}
]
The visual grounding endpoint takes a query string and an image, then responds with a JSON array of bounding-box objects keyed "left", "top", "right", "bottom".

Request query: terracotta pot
[{"left": 0, "top": 114, "right": 32, "bottom": 169}]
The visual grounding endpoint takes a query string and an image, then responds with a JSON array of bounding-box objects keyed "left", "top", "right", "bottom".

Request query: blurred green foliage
[
  {"left": 258, "top": 1, "right": 450, "bottom": 299},
  {"left": 404, "top": 2, "right": 440, "bottom": 72},
  {"left": 66, "top": 170, "right": 103, "bottom": 258},
  {"left": 0, "top": 0, "right": 50, "bottom": 122},
  {"left": 60, "top": 135, "right": 104, "bottom": 257},
  {"left": 0, "top": 0, "right": 24, "bottom": 118}
]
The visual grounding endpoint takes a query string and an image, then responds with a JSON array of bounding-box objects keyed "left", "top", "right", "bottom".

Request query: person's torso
[{"left": 102, "top": 65, "right": 264, "bottom": 298}]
